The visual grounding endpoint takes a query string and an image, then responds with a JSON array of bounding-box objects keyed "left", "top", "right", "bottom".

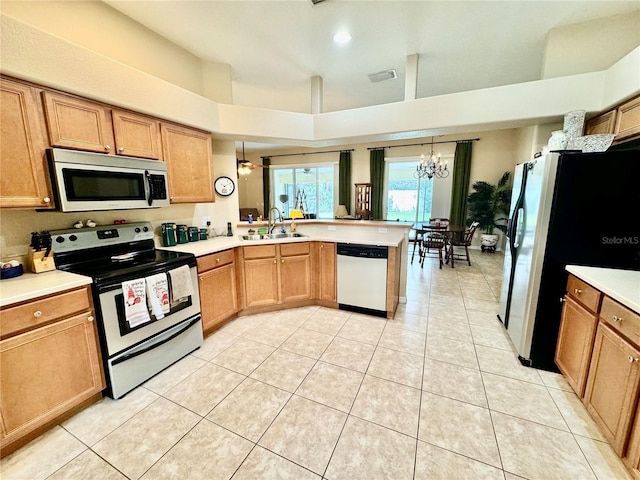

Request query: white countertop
[
  {"left": 566, "top": 265, "right": 640, "bottom": 313},
  {"left": 0, "top": 270, "right": 92, "bottom": 307}
]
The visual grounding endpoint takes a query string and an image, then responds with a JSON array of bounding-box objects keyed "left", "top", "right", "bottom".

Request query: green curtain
[
  {"left": 449, "top": 141, "right": 473, "bottom": 226},
  {"left": 262, "top": 157, "right": 271, "bottom": 216},
  {"left": 369, "top": 148, "right": 385, "bottom": 219},
  {"left": 338, "top": 151, "right": 352, "bottom": 213}
]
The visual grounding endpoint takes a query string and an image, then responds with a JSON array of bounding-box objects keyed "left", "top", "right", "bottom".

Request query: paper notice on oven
[
  {"left": 168, "top": 265, "right": 193, "bottom": 304},
  {"left": 122, "top": 278, "right": 151, "bottom": 328},
  {"left": 146, "top": 273, "right": 170, "bottom": 320}
]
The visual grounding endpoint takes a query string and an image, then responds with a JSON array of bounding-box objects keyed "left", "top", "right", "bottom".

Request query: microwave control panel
[{"left": 149, "top": 174, "right": 168, "bottom": 200}]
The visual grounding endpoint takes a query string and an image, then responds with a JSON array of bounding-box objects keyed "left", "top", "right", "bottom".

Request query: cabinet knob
[
  {"left": 104, "top": 145, "right": 111, "bottom": 151},
  {"left": 320, "top": 244, "right": 324, "bottom": 249},
  {"left": 118, "top": 147, "right": 125, "bottom": 152},
  {"left": 629, "top": 355, "right": 639, "bottom": 363},
  {"left": 273, "top": 259, "right": 276, "bottom": 264},
  {"left": 613, "top": 315, "right": 623, "bottom": 322},
  {"left": 216, "top": 258, "right": 221, "bottom": 262},
  {"left": 33, "top": 310, "right": 42, "bottom": 317},
  {"left": 560, "top": 298, "right": 566, "bottom": 303},
  {"left": 281, "top": 259, "right": 285, "bottom": 263},
  {"left": 87, "top": 315, "right": 94, "bottom": 322},
  {"left": 574, "top": 288, "right": 582, "bottom": 294},
  {"left": 43, "top": 197, "right": 51, "bottom": 203}
]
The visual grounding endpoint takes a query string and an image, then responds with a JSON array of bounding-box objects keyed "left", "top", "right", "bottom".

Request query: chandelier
[{"left": 415, "top": 140, "right": 449, "bottom": 179}]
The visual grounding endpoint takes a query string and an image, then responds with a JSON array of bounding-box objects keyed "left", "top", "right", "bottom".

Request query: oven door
[{"left": 96, "top": 265, "right": 201, "bottom": 357}]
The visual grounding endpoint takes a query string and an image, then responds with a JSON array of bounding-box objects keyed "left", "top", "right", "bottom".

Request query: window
[{"left": 271, "top": 164, "right": 336, "bottom": 218}]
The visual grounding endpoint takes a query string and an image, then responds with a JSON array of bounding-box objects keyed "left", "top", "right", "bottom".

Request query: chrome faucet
[{"left": 268, "top": 206, "right": 283, "bottom": 234}]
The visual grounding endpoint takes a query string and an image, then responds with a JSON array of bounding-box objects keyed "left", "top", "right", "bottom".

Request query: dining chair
[
  {"left": 446, "top": 221, "right": 479, "bottom": 268},
  {"left": 409, "top": 228, "right": 424, "bottom": 264},
  {"left": 420, "top": 230, "right": 446, "bottom": 269}
]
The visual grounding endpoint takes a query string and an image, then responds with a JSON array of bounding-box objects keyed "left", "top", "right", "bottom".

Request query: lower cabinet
[
  {"left": 197, "top": 249, "right": 238, "bottom": 333},
  {"left": 316, "top": 241, "right": 336, "bottom": 302},
  {"left": 0, "top": 287, "right": 104, "bottom": 456}
]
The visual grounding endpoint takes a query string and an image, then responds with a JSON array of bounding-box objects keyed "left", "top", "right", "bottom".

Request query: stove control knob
[
  {"left": 69, "top": 234, "right": 78, "bottom": 242},
  {"left": 143, "top": 226, "right": 149, "bottom": 232},
  {"left": 56, "top": 236, "right": 65, "bottom": 243},
  {"left": 135, "top": 227, "right": 141, "bottom": 233}
]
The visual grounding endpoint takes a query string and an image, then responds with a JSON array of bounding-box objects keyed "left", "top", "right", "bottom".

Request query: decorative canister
[
  {"left": 199, "top": 228, "right": 208, "bottom": 240},
  {"left": 548, "top": 130, "right": 568, "bottom": 151},
  {"left": 563, "top": 110, "right": 586, "bottom": 142},
  {"left": 176, "top": 224, "right": 188, "bottom": 244},
  {"left": 188, "top": 226, "right": 199, "bottom": 242}
]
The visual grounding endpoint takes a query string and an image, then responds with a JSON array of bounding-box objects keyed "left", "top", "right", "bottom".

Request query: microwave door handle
[{"left": 145, "top": 170, "right": 153, "bottom": 206}]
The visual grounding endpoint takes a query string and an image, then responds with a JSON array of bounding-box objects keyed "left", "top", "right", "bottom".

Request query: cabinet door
[
  {"left": 615, "top": 96, "right": 640, "bottom": 141},
  {"left": 244, "top": 258, "right": 278, "bottom": 307},
  {"left": 585, "top": 110, "right": 616, "bottom": 135},
  {"left": 554, "top": 296, "right": 598, "bottom": 397},
  {"left": 0, "top": 78, "right": 53, "bottom": 208},
  {"left": 199, "top": 263, "right": 237, "bottom": 333},
  {"left": 318, "top": 242, "right": 336, "bottom": 302},
  {"left": 112, "top": 109, "right": 163, "bottom": 160},
  {"left": 0, "top": 311, "right": 104, "bottom": 448},
  {"left": 42, "top": 91, "right": 115, "bottom": 153},
  {"left": 160, "top": 123, "right": 213, "bottom": 203},
  {"left": 584, "top": 322, "right": 640, "bottom": 455},
  {"left": 280, "top": 254, "right": 311, "bottom": 303}
]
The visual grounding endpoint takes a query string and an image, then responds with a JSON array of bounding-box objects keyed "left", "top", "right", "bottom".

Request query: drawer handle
[
  {"left": 88, "top": 315, "right": 94, "bottom": 322},
  {"left": 629, "top": 355, "right": 639, "bottom": 363},
  {"left": 613, "top": 315, "right": 623, "bottom": 323},
  {"left": 33, "top": 310, "right": 42, "bottom": 318},
  {"left": 574, "top": 288, "right": 583, "bottom": 294}
]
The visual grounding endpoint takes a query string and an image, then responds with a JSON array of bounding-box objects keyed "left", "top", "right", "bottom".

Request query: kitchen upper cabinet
[
  {"left": 585, "top": 110, "right": 617, "bottom": 136},
  {"left": 0, "top": 286, "right": 104, "bottom": 457},
  {"left": 316, "top": 242, "right": 336, "bottom": 303},
  {"left": 615, "top": 96, "right": 640, "bottom": 141},
  {"left": 160, "top": 123, "right": 214, "bottom": 203},
  {"left": 197, "top": 249, "right": 238, "bottom": 333},
  {"left": 584, "top": 322, "right": 640, "bottom": 456},
  {"left": 111, "top": 109, "right": 163, "bottom": 160},
  {"left": 42, "top": 91, "right": 115, "bottom": 154},
  {"left": 0, "top": 78, "right": 53, "bottom": 208}
]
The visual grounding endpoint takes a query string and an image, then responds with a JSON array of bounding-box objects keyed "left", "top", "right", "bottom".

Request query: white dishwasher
[{"left": 336, "top": 243, "right": 388, "bottom": 316}]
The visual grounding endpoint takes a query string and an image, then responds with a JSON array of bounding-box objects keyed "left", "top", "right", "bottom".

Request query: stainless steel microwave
[{"left": 47, "top": 148, "right": 170, "bottom": 212}]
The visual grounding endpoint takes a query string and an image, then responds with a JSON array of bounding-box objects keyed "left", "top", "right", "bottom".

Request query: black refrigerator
[{"left": 497, "top": 150, "right": 640, "bottom": 371}]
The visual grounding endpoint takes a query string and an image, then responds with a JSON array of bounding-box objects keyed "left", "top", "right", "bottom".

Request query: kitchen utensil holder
[{"left": 28, "top": 248, "right": 56, "bottom": 273}]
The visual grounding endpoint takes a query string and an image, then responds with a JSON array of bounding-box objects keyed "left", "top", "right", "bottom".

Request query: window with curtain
[{"left": 270, "top": 163, "right": 337, "bottom": 218}]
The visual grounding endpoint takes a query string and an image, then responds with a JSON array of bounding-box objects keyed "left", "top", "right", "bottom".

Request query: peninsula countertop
[{"left": 566, "top": 265, "right": 640, "bottom": 313}]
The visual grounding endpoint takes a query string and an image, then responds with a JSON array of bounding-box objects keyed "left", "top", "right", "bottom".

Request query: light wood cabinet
[
  {"left": 316, "top": 242, "right": 336, "bottom": 302},
  {"left": 0, "top": 287, "right": 104, "bottom": 456},
  {"left": 160, "top": 123, "right": 214, "bottom": 203},
  {"left": 197, "top": 249, "right": 238, "bottom": 333},
  {"left": 615, "top": 96, "right": 640, "bottom": 141},
  {"left": 0, "top": 78, "right": 53, "bottom": 208},
  {"left": 585, "top": 110, "right": 617, "bottom": 136},
  {"left": 111, "top": 109, "right": 163, "bottom": 160},
  {"left": 584, "top": 322, "right": 640, "bottom": 456},
  {"left": 280, "top": 243, "right": 311, "bottom": 303},
  {"left": 555, "top": 295, "right": 598, "bottom": 397}
]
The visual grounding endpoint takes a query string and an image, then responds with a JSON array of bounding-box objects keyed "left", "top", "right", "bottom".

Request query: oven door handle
[{"left": 112, "top": 316, "right": 200, "bottom": 366}]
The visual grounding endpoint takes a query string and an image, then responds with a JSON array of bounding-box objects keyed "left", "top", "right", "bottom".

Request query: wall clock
[{"left": 214, "top": 176, "right": 235, "bottom": 196}]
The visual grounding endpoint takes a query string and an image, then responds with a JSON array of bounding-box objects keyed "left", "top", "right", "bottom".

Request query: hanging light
[{"left": 415, "top": 138, "right": 449, "bottom": 179}]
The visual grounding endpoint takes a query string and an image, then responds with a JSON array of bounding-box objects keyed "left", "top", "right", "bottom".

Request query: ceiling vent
[{"left": 368, "top": 69, "right": 397, "bottom": 83}]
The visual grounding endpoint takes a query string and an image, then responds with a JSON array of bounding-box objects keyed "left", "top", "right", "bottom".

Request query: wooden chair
[
  {"left": 446, "top": 221, "right": 479, "bottom": 268},
  {"left": 409, "top": 228, "right": 424, "bottom": 264},
  {"left": 420, "top": 231, "right": 446, "bottom": 269},
  {"left": 428, "top": 217, "right": 450, "bottom": 226}
]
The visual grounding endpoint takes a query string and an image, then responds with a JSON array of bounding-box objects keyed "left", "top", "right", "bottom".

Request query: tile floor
[{"left": 1, "top": 250, "right": 632, "bottom": 480}]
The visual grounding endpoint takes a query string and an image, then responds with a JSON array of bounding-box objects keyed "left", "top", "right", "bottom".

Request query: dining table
[{"left": 412, "top": 223, "right": 466, "bottom": 267}]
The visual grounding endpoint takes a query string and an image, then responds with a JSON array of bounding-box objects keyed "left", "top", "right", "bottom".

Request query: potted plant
[{"left": 466, "top": 171, "right": 512, "bottom": 252}]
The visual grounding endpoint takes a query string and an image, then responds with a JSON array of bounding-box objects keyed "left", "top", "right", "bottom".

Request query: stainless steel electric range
[{"left": 51, "top": 222, "right": 202, "bottom": 399}]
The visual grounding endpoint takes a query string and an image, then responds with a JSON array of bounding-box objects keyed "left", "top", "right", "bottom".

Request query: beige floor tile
[
  {"left": 470, "top": 323, "right": 514, "bottom": 351},
  {"left": 62, "top": 386, "right": 158, "bottom": 446},
  {"left": 538, "top": 368, "right": 574, "bottom": 392},
  {"left": 280, "top": 328, "right": 334, "bottom": 359},
  {"left": 319, "top": 336, "right": 376, "bottom": 372},
  {"left": 403, "top": 299, "right": 430, "bottom": 316},
  {"left": 325, "top": 416, "right": 416, "bottom": 480},
  {"left": 385, "top": 310, "right": 429, "bottom": 334},
  {"left": 259, "top": 395, "right": 346, "bottom": 475},
  {"left": 295, "top": 361, "right": 364, "bottom": 412},
  {"left": 427, "top": 316, "right": 473, "bottom": 343},
  {"left": 164, "top": 362, "right": 245, "bottom": 416},
  {"left": 244, "top": 322, "right": 297, "bottom": 347},
  {"left": 211, "top": 338, "right": 275, "bottom": 375},
  {"left": 423, "top": 358, "right": 488, "bottom": 407},
  {"left": 337, "top": 316, "right": 385, "bottom": 345},
  {"left": 220, "top": 314, "right": 267, "bottom": 336},
  {"left": 462, "top": 285, "right": 496, "bottom": 301},
  {"left": 0, "top": 427, "right": 86, "bottom": 480},
  {"left": 425, "top": 335, "right": 479, "bottom": 370},
  {"left": 142, "top": 354, "right": 207, "bottom": 395},
  {"left": 351, "top": 375, "right": 421, "bottom": 437},
  {"left": 302, "top": 308, "right": 350, "bottom": 336},
  {"left": 191, "top": 330, "right": 240, "bottom": 361},
  {"left": 428, "top": 304, "right": 468, "bottom": 321},
  {"left": 207, "top": 377, "right": 291, "bottom": 442},
  {"left": 467, "top": 308, "right": 503, "bottom": 326},
  {"left": 430, "top": 292, "right": 466, "bottom": 308},
  {"left": 233, "top": 446, "right": 321, "bottom": 480},
  {"left": 46, "top": 449, "right": 127, "bottom": 480},
  {"left": 141, "top": 419, "right": 253, "bottom": 480},
  {"left": 574, "top": 435, "right": 633, "bottom": 480},
  {"left": 415, "top": 441, "right": 505, "bottom": 480},
  {"left": 92, "top": 398, "right": 200, "bottom": 480},
  {"left": 482, "top": 372, "right": 568, "bottom": 430},
  {"left": 464, "top": 297, "right": 500, "bottom": 313},
  {"left": 419, "top": 391, "right": 501, "bottom": 468},
  {"left": 250, "top": 348, "right": 316, "bottom": 392},
  {"left": 491, "top": 411, "right": 595, "bottom": 480},
  {"left": 548, "top": 387, "right": 606, "bottom": 441},
  {"left": 377, "top": 326, "right": 426, "bottom": 356},
  {"left": 368, "top": 346, "right": 424, "bottom": 388},
  {"left": 475, "top": 345, "right": 543, "bottom": 384},
  {"left": 272, "top": 306, "right": 319, "bottom": 327}
]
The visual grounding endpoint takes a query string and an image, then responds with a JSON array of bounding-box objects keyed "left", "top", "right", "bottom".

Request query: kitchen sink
[{"left": 240, "top": 233, "right": 308, "bottom": 241}]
